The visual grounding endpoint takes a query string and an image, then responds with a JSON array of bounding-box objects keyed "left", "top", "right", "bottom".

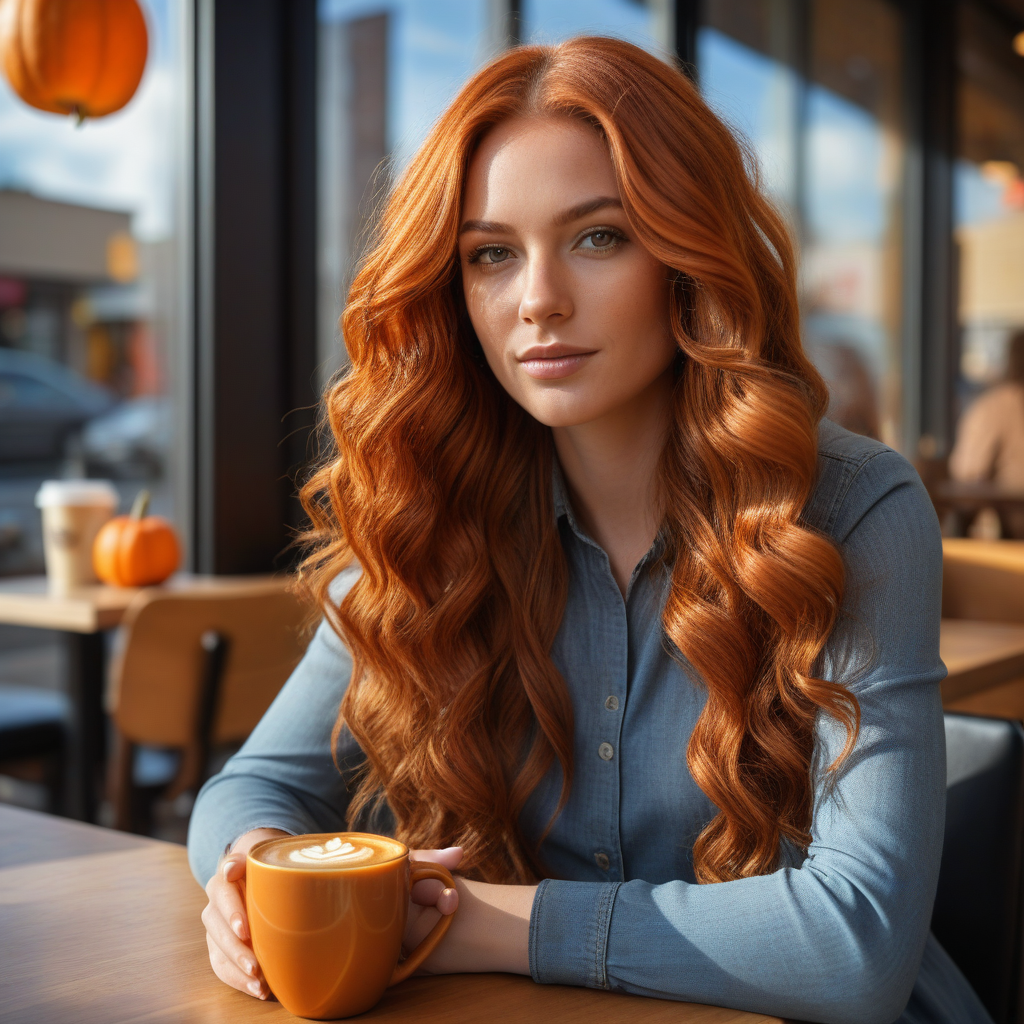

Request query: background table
[
  {"left": 927, "top": 480, "right": 1024, "bottom": 538},
  {"left": 0, "top": 574, "right": 280, "bottom": 822},
  {"left": 0, "top": 806, "right": 780, "bottom": 1024},
  {"left": 939, "top": 618, "right": 1024, "bottom": 703}
]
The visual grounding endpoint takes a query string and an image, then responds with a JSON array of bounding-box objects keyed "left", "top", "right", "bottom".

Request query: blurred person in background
[
  {"left": 949, "top": 330, "right": 1024, "bottom": 538},
  {"left": 806, "top": 341, "right": 881, "bottom": 440}
]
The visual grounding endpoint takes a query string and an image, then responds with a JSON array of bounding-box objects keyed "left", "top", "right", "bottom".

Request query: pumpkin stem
[
  {"left": 72, "top": 105, "right": 86, "bottom": 127},
  {"left": 130, "top": 489, "right": 151, "bottom": 520}
]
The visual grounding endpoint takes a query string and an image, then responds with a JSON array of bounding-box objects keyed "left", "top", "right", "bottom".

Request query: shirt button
[
  {"left": 598, "top": 742, "right": 614, "bottom": 761},
  {"left": 594, "top": 851, "right": 610, "bottom": 871},
  {"left": 604, "top": 695, "right": 619, "bottom": 711}
]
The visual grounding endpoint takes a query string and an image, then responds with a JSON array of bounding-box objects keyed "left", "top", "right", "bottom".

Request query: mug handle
[{"left": 389, "top": 862, "right": 457, "bottom": 986}]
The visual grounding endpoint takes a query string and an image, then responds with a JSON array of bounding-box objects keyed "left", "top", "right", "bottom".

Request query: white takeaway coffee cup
[{"left": 35, "top": 480, "right": 119, "bottom": 593}]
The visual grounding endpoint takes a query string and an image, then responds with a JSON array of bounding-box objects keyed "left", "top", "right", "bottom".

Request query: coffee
[
  {"left": 251, "top": 834, "right": 401, "bottom": 870},
  {"left": 246, "top": 832, "right": 456, "bottom": 1019},
  {"left": 35, "top": 480, "right": 118, "bottom": 593}
]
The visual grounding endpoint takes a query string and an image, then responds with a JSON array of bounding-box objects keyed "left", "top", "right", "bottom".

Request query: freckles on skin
[{"left": 459, "top": 116, "right": 678, "bottom": 429}]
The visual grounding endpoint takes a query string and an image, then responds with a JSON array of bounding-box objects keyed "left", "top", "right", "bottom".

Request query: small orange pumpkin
[
  {"left": 0, "top": 0, "right": 148, "bottom": 122},
  {"left": 93, "top": 489, "right": 180, "bottom": 587}
]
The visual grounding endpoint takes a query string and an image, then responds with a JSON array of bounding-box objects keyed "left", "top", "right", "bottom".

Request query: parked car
[
  {"left": 0, "top": 348, "right": 116, "bottom": 575},
  {"left": 0, "top": 347, "right": 114, "bottom": 464},
  {"left": 82, "top": 396, "right": 172, "bottom": 479}
]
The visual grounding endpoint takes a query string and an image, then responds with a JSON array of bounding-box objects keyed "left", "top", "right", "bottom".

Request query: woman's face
[{"left": 459, "top": 116, "right": 677, "bottom": 429}]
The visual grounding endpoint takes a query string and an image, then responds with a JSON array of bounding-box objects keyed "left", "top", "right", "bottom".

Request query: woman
[
  {"left": 949, "top": 330, "right": 1024, "bottom": 538},
  {"left": 190, "top": 37, "right": 989, "bottom": 1023}
]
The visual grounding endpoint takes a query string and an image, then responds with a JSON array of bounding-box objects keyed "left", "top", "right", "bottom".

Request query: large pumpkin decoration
[
  {"left": 93, "top": 490, "right": 180, "bottom": 587},
  {"left": 0, "top": 0, "right": 148, "bottom": 122}
]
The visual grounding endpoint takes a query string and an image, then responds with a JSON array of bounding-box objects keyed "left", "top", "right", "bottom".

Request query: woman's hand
[
  {"left": 405, "top": 849, "right": 535, "bottom": 976},
  {"left": 202, "top": 827, "right": 288, "bottom": 1000},
  {"left": 404, "top": 846, "right": 464, "bottom": 961}
]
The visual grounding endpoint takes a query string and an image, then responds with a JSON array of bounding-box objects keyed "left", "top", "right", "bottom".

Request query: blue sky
[
  {"left": 699, "top": 27, "right": 889, "bottom": 245},
  {"left": 955, "top": 160, "right": 1009, "bottom": 227},
  {"left": 522, "top": 0, "right": 660, "bottom": 50}
]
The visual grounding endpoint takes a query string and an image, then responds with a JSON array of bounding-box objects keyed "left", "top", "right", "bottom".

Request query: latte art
[
  {"left": 288, "top": 837, "right": 374, "bottom": 866},
  {"left": 251, "top": 832, "right": 404, "bottom": 870}
]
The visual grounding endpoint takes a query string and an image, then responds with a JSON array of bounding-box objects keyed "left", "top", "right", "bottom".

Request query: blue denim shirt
[{"left": 188, "top": 421, "right": 992, "bottom": 1024}]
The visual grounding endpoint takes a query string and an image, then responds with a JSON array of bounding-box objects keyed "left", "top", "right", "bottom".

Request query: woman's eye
[
  {"left": 577, "top": 230, "right": 620, "bottom": 252},
  {"left": 475, "top": 246, "right": 512, "bottom": 264}
]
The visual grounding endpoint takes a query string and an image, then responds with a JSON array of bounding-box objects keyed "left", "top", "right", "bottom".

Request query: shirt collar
[
  {"left": 552, "top": 459, "right": 570, "bottom": 521},
  {"left": 552, "top": 456, "right": 669, "bottom": 572}
]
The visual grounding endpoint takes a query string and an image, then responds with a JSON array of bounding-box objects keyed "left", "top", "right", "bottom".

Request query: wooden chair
[
  {"left": 942, "top": 540, "right": 1024, "bottom": 719},
  {"left": 105, "top": 580, "right": 310, "bottom": 833}
]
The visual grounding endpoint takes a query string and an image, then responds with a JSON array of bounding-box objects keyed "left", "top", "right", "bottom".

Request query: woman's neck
[{"left": 552, "top": 369, "right": 673, "bottom": 598}]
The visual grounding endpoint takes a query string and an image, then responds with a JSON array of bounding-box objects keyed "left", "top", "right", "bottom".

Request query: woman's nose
[{"left": 518, "top": 257, "right": 573, "bottom": 325}]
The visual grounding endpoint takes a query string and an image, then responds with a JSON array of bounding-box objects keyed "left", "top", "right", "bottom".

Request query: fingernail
[
  {"left": 248, "top": 979, "right": 262, "bottom": 997},
  {"left": 241, "top": 957, "right": 257, "bottom": 977},
  {"left": 442, "top": 846, "right": 462, "bottom": 853},
  {"left": 231, "top": 914, "right": 245, "bottom": 938}
]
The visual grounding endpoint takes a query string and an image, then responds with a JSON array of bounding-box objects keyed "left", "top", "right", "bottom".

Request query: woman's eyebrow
[
  {"left": 459, "top": 217, "right": 513, "bottom": 235},
  {"left": 458, "top": 196, "right": 623, "bottom": 236},
  {"left": 552, "top": 196, "right": 622, "bottom": 226}
]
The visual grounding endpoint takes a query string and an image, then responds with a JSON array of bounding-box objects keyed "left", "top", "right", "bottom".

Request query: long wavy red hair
[{"left": 299, "top": 36, "right": 859, "bottom": 885}]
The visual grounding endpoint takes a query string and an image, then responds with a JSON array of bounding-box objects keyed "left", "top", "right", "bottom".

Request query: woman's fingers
[
  {"left": 409, "top": 845, "right": 464, "bottom": 870},
  {"left": 201, "top": 893, "right": 260, "bottom": 978},
  {"left": 207, "top": 933, "right": 268, "bottom": 999},
  {"left": 203, "top": 855, "right": 264, "bottom": 993},
  {"left": 435, "top": 885, "right": 459, "bottom": 915},
  {"left": 409, "top": 847, "right": 462, "bottom": 915},
  {"left": 221, "top": 852, "right": 246, "bottom": 883},
  {"left": 410, "top": 877, "right": 459, "bottom": 914}
]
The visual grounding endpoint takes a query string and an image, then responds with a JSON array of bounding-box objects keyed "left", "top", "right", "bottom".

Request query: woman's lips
[{"left": 518, "top": 351, "right": 596, "bottom": 380}]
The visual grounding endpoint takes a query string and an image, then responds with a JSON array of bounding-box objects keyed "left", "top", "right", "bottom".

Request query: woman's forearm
[{"left": 421, "top": 878, "right": 536, "bottom": 976}]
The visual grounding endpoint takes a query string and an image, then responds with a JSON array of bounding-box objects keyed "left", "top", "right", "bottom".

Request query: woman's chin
[{"left": 521, "top": 399, "right": 609, "bottom": 430}]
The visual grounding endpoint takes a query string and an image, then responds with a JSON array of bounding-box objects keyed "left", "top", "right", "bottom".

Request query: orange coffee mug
[{"left": 246, "top": 832, "right": 456, "bottom": 1019}]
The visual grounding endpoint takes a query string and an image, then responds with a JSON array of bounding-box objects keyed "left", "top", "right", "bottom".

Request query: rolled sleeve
[{"left": 530, "top": 878, "right": 621, "bottom": 989}]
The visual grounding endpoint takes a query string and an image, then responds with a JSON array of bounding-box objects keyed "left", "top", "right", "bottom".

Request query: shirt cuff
[{"left": 529, "top": 878, "right": 622, "bottom": 989}]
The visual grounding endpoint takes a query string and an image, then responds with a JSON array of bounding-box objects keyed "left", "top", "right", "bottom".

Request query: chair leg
[
  {"left": 106, "top": 729, "right": 136, "bottom": 833},
  {"left": 44, "top": 745, "right": 67, "bottom": 816}
]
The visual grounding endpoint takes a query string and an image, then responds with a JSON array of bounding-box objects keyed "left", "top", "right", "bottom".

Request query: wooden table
[
  {"left": 940, "top": 618, "right": 1024, "bottom": 703},
  {"left": 928, "top": 480, "right": 1024, "bottom": 538},
  {"left": 0, "top": 805, "right": 780, "bottom": 1024},
  {"left": 0, "top": 574, "right": 281, "bottom": 822}
]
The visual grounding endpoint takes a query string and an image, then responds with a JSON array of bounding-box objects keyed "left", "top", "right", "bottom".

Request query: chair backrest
[
  {"left": 106, "top": 581, "right": 310, "bottom": 748},
  {"left": 943, "top": 539, "right": 1024, "bottom": 623},
  {"left": 933, "top": 712, "right": 1024, "bottom": 1024}
]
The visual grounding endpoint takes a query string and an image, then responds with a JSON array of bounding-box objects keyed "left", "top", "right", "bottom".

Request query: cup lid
[{"left": 35, "top": 480, "right": 119, "bottom": 509}]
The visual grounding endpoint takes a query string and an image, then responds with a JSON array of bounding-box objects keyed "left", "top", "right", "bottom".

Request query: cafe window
[
  {"left": 954, "top": 2, "right": 1024, "bottom": 412},
  {"left": 520, "top": 0, "right": 672, "bottom": 51},
  {"left": 0, "top": 0, "right": 190, "bottom": 573},
  {"left": 698, "top": 0, "right": 908, "bottom": 451},
  {"left": 317, "top": 0, "right": 494, "bottom": 384}
]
